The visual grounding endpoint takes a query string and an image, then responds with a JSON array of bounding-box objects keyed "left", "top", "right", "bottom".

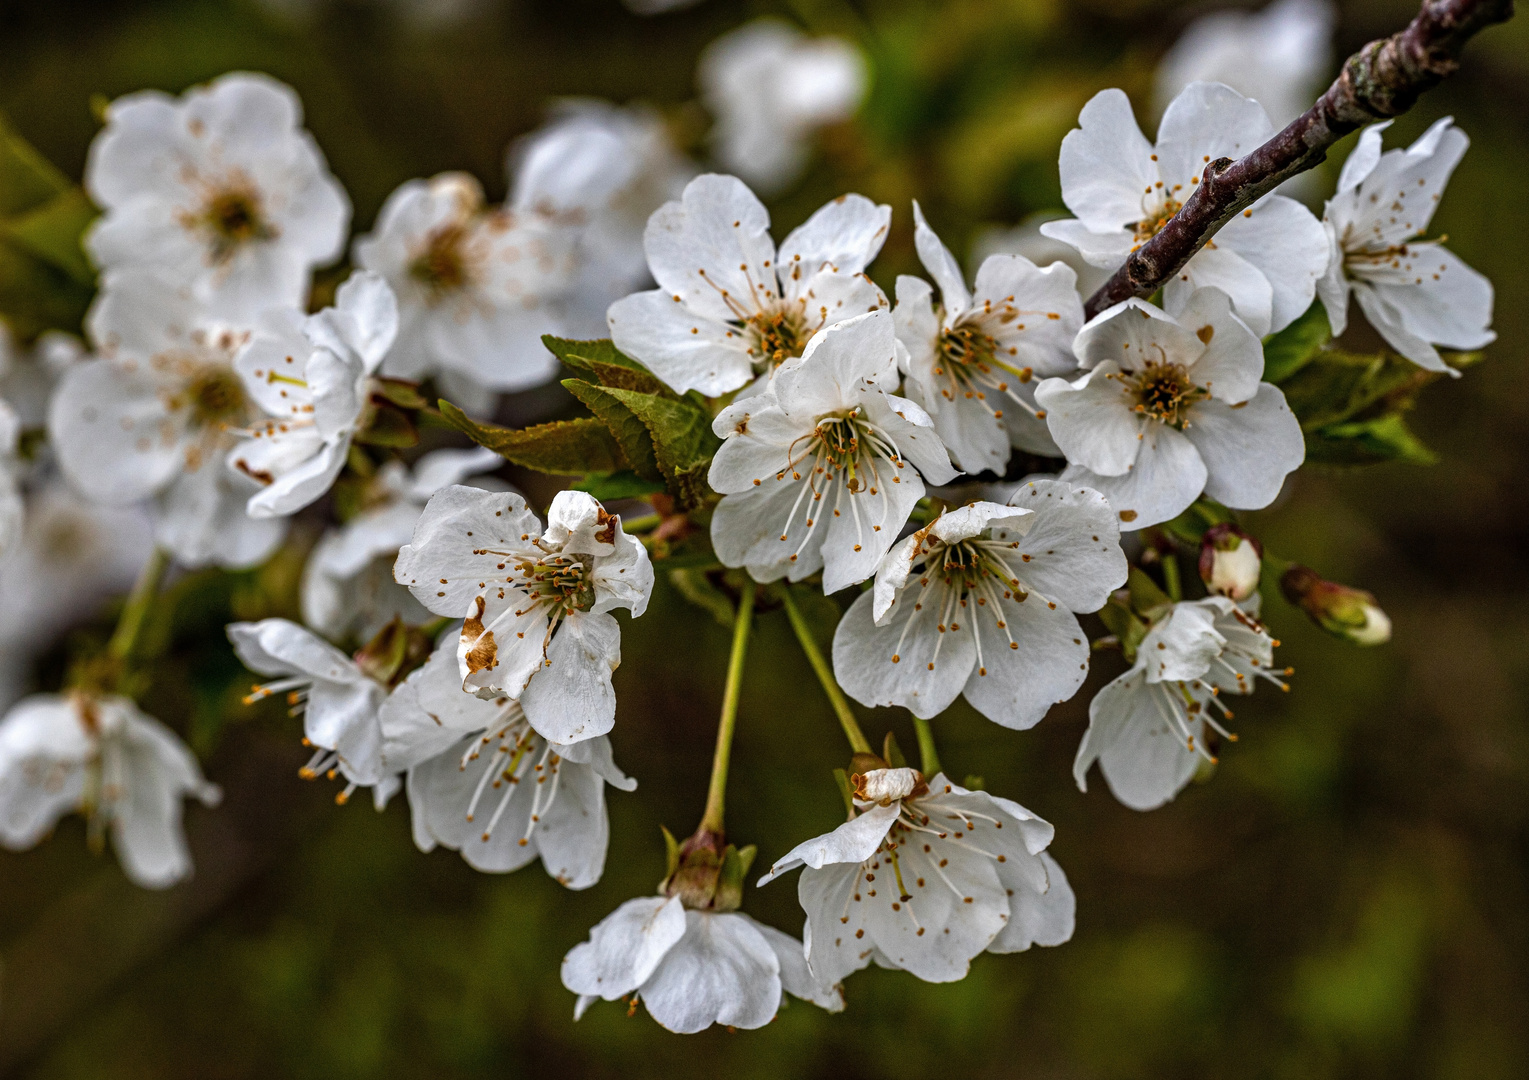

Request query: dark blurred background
[{"left": 0, "top": 0, "right": 1526, "bottom": 1076}]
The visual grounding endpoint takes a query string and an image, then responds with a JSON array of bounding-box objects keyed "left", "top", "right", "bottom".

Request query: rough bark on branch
[{"left": 1083, "top": 0, "right": 1515, "bottom": 319}]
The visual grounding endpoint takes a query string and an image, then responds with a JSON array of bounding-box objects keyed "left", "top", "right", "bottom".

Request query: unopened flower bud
[
  {"left": 1280, "top": 564, "right": 1391, "bottom": 645},
  {"left": 1198, "top": 523, "right": 1262, "bottom": 602},
  {"left": 851, "top": 767, "right": 922, "bottom": 805}
]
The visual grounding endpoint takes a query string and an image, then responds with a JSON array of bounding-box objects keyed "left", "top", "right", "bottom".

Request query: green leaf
[
  {"left": 438, "top": 400, "right": 626, "bottom": 474},
  {"left": 0, "top": 112, "right": 73, "bottom": 217},
  {"left": 1262, "top": 300, "right": 1332, "bottom": 384},
  {"left": 353, "top": 403, "right": 419, "bottom": 448},
  {"left": 1126, "top": 565, "right": 1173, "bottom": 620},
  {"left": 372, "top": 377, "right": 429, "bottom": 410},
  {"left": 1160, "top": 498, "right": 1232, "bottom": 548},
  {"left": 543, "top": 335, "right": 676, "bottom": 397},
  {"left": 563, "top": 379, "right": 664, "bottom": 483},
  {"left": 1307, "top": 413, "right": 1438, "bottom": 466},
  {"left": 571, "top": 471, "right": 667, "bottom": 500},
  {"left": 597, "top": 385, "right": 722, "bottom": 506},
  {"left": 1280, "top": 348, "right": 1441, "bottom": 431}
]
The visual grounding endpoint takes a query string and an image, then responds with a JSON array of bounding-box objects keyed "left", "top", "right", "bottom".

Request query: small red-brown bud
[
  {"left": 1198, "top": 524, "right": 1263, "bottom": 602},
  {"left": 1280, "top": 564, "right": 1391, "bottom": 645}
]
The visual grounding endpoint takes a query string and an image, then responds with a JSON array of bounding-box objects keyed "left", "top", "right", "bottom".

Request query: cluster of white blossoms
[{"left": 0, "top": 3, "right": 1499, "bottom": 1038}]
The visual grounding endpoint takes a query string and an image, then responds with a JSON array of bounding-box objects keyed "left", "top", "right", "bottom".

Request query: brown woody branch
[{"left": 1083, "top": 0, "right": 1515, "bottom": 319}]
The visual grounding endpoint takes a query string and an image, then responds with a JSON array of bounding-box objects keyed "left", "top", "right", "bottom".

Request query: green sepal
[
  {"left": 1261, "top": 300, "right": 1332, "bottom": 384},
  {"left": 353, "top": 402, "right": 419, "bottom": 448},
  {"left": 1098, "top": 597, "right": 1148, "bottom": 663},
  {"left": 372, "top": 377, "right": 430, "bottom": 410},
  {"left": 438, "top": 400, "right": 627, "bottom": 474},
  {"left": 1160, "top": 499, "right": 1231, "bottom": 548},
  {"left": 662, "top": 825, "right": 681, "bottom": 880},
  {"left": 962, "top": 775, "right": 986, "bottom": 791},
  {"left": 1126, "top": 565, "right": 1174, "bottom": 621},
  {"left": 563, "top": 378, "right": 664, "bottom": 482},
  {"left": 572, "top": 471, "right": 667, "bottom": 501},
  {"left": 715, "top": 843, "right": 758, "bottom": 912},
  {"left": 667, "top": 568, "right": 736, "bottom": 629},
  {"left": 833, "top": 768, "right": 856, "bottom": 820},
  {"left": 544, "top": 335, "right": 677, "bottom": 397},
  {"left": 882, "top": 730, "right": 908, "bottom": 769}
]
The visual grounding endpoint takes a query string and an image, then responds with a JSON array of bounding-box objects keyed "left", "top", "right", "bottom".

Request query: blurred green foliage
[{"left": 0, "top": 0, "right": 1526, "bottom": 1078}]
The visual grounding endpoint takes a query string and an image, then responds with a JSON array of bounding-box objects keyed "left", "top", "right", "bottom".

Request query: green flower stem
[
  {"left": 779, "top": 587, "right": 872, "bottom": 755},
  {"left": 1162, "top": 550, "right": 1183, "bottom": 603},
  {"left": 619, "top": 513, "right": 662, "bottom": 534},
  {"left": 699, "top": 583, "right": 756, "bottom": 834},
  {"left": 912, "top": 714, "right": 942, "bottom": 777},
  {"left": 106, "top": 546, "right": 170, "bottom": 662}
]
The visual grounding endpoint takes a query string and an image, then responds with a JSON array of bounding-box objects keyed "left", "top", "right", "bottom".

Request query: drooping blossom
[
  {"left": 49, "top": 269, "right": 286, "bottom": 568},
  {"left": 394, "top": 487, "right": 653, "bottom": 744},
  {"left": 1316, "top": 117, "right": 1494, "bottom": 375},
  {"left": 833, "top": 481, "right": 1126, "bottom": 728},
  {"left": 1041, "top": 83, "right": 1329, "bottom": 336},
  {"left": 1034, "top": 288, "right": 1304, "bottom": 529},
  {"left": 301, "top": 447, "right": 503, "bottom": 642},
  {"left": 607, "top": 173, "right": 890, "bottom": 397},
  {"left": 84, "top": 72, "right": 349, "bottom": 317},
  {"left": 0, "top": 692, "right": 220, "bottom": 889},
  {"left": 511, "top": 100, "right": 695, "bottom": 337},
  {"left": 352, "top": 172, "right": 578, "bottom": 393},
  {"left": 698, "top": 20, "right": 866, "bottom": 195},
  {"left": 378, "top": 641, "right": 634, "bottom": 884},
  {"left": 1154, "top": 0, "right": 1336, "bottom": 129},
  {"left": 562, "top": 893, "right": 841, "bottom": 1032},
  {"left": 229, "top": 270, "right": 399, "bottom": 518},
  {"left": 759, "top": 768, "right": 1074, "bottom": 984},
  {"left": 708, "top": 309, "right": 959, "bottom": 593},
  {"left": 894, "top": 203, "right": 1084, "bottom": 473},
  {"left": 1073, "top": 596, "right": 1285, "bottom": 810}
]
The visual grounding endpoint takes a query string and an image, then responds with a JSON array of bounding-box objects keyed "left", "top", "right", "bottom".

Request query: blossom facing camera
[
  {"left": 49, "top": 269, "right": 288, "bottom": 568},
  {"left": 758, "top": 768, "right": 1074, "bottom": 985},
  {"left": 379, "top": 641, "right": 634, "bottom": 885},
  {"left": 1035, "top": 289, "right": 1305, "bottom": 529},
  {"left": 1074, "top": 597, "right": 1285, "bottom": 810},
  {"left": 1041, "top": 83, "right": 1329, "bottom": 336},
  {"left": 229, "top": 270, "right": 400, "bottom": 518},
  {"left": 1317, "top": 118, "right": 1494, "bottom": 375},
  {"left": 832, "top": 480, "right": 1127, "bottom": 729},
  {"left": 84, "top": 72, "right": 350, "bottom": 318},
  {"left": 698, "top": 20, "right": 867, "bottom": 196},
  {"left": 0, "top": 692, "right": 220, "bottom": 889},
  {"left": 894, "top": 203, "right": 1083, "bottom": 472},
  {"left": 707, "top": 309, "right": 959, "bottom": 593},
  {"left": 1199, "top": 523, "right": 1263, "bottom": 602},
  {"left": 1279, "top": 564, "right": 1391, "bottom": 645},
  {"left": 394, "top": 487, "right": 653, "bottom": 744},
  {"left": 607, "top": 173, "right": 890, "bottom": 397},
  {"left": 353, "top": 172, "right": 578, "bottom": 393}
]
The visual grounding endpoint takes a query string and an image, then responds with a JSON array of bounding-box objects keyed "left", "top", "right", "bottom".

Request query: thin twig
[
  {"left": 778, "top": 588, "right": 873, "bottom": 755},
  {"left": 700, "top": 583, "right": 756, "bottom": 833},
  {"left": 1084, "top": 0, "right": 1515, "bottom": 319}
]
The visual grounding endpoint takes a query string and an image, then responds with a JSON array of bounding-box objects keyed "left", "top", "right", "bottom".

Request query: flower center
[
  {"left": 184, "top": 365, "right": 248, "bottom": 428},
  {"left": 1125, "top": 360, "right": 1204, "bottom": 427},
  {"left": 411, "top": 223, "right": 473, "bottom": 296},
  {"left": 746, "top": 305, "right": 810, "bottom": 372},
  {"left": 1131, "top": 197, "right": 1182, "bottom": 247},
  {"left": 516, "top": 553, "right": 596, "bottom": 614},
  {"left": 193, "top": 182, "right": 274, "bottom": 262}
]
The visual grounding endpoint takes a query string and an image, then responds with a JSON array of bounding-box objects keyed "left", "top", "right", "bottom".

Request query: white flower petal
[
  {"left": 519, "top": 611, "right": 622, "bottom": 745},
  {"left": 639, "top": 911, "right": 783, "bottom": 1033},
  {"left": 1056, "top": 89, "right": 1161, "bottom": 233},
  {"left": 561, "top": 895, "right": 686, "bottom": 1002},
  {"left": 1061, "top": 421, "right": 1207, "bottom": 529},
  {"left": 1185, "top": 383, "right": 1304, "bottom": 510}
]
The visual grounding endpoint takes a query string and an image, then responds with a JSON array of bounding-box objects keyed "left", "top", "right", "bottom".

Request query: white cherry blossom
[
  {"left": 562, "top": 894, "right": 841, "bottom": 1033},
  {"left": 511, "top": 100, "right": 694, "bottom": 338},
  {"left": 894, "top": 203, "right": 1084, "bottom": 473},
  {"left": 227, "top": 617, "right": 391, "bottom": 803},
  {"left": 607, "top": 174, "right": 890, "bottom": 397},
  {"left": 758, "top": 768, "right": 1073, "bottom": 984},
  {"left": 229, "top": 270, "right": 399, "bottom": 518},
  {"left": 378, "top": 641, "right": 634, "bottom": 884},
  {"left": 833, "top": 481, "right": 1126, "bottom": 728},
  {"left": 1154, "top": 0, "right": 1336, "bottom": 129},
  {"left": 1035, "top": 289, "right": 1304, "bottom": 529},
  {"left": 49, "top": 269, "right": 286, "bottom": 568},
  {"left": 708, "top": 310, "right": 959, "bottom": 593},
  {"left": 84, "top": 72, "right": 349, "bottom": 318},
  {"left": 1041, "top": 83, "right": 1329, "bottom": 336},
  {"left": 301, "top": 448, "right": 503, "bottom": 642},
  {"left": 1317, "top": 117, "right": 1494, "bottom": 375},
  {"left": 394, "top": 487, "right": 653, "bottom": 744},
  {"left": 1074, "top": 596, "right": 1285, "bottom": 810},
  {"left": 353, "top": 172, "right": 578, "bottom": 393},
  {"left": 0, "top": 692, "right": 220, "bottom": 889},
  {"left": 698, "top": 20, "right": 866, "bottom": 195}
]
